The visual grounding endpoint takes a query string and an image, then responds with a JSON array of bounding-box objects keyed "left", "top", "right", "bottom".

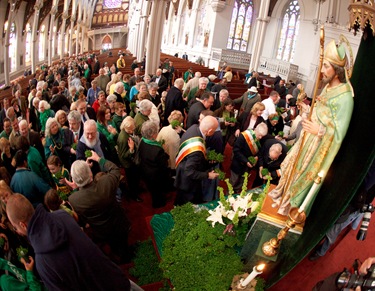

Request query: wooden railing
[
  {"left": 211, "top": 48, "right": 251, "bottom": 70},
  {"left": 258, "top": 56, "right": 299, "bottom": 82}
]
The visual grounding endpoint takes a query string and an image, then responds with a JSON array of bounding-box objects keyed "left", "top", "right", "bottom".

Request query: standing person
[
  {"left": 6, "top": 194, "right": 133, "bottom": 291},
  {"left": 186, "top": 92, "right": 214, "bottom": 129},
  {"left": 163, "top": 78, "right": 187, "bottom": 126},
  {"left": 69, "top": 151, "right": 133, "bottom": 264},
  {"left": 261, "top": 90, "right": 280, "bottom": 120},
  {"left": 151, "top": 69, "right": 168, "bottom": 95},
  {"left": 174, "top": 116, "right": 219, "bottom": 205},
  {"left": 139, "top": 121, "right": 170, "bottom": 208},
  {"left": 269, "top": 39, "right": 354, "bottom": 216},
  {"left": 234, "top": 86, "right": 262, "bottom": 116},
  {"left": 117, "top": 117, "right": 142, "bottom": 202}
]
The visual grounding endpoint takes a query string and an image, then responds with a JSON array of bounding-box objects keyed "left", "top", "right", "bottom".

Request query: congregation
[{"left": 0, "top": 49, "right": 304, "bottom": 289}]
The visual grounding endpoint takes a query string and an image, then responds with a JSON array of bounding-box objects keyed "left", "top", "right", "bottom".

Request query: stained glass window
[
  {"left": 103, "top": 0, "right": 121, "bottom": 9},
  {"left": 227, "top": 0, "right": 253, "bottom": 51},
  {"left": 276, "top": 0, "right": 300, "bottom": 63},
  {"left": 9, "top": 23, "right": 16, "bottom": 72},
  {"left": 25, "top": 23, "right": 31, "bottom": 64}
]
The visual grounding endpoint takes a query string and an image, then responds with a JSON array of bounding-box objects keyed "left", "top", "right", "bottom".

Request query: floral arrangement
[{"left": 207, "top": 173, "right": 269, "bottom": 229}]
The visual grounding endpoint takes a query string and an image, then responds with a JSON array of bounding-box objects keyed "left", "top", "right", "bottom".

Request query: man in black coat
[
  {"left": 163, "top": 78, "right": 187, "bottom": 126},
  {"left": 174, "top": 116, "right": 219, "bottom": 205},
  {"left": 76, "top": 99, "right": 96, "bottom": 122},
  {"left": 151, "top": 69, "right": 168, "bottom": 95},
  {"left": 186, "top": 92, "right": 214, "bottom": 129},
  {"left": 252, "top": 138, "right": 288, "bottom": 187},
  {"left": 7, "top": 193, "right": 132, "bottom": 291},
  {"left": 247, "top": 71, "right": 259, "bottom": 89},
  {"left": 229, "top": 123, "right": 268, "bottom": 192}
]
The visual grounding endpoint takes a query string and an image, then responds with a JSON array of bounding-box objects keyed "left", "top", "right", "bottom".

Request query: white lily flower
[{"left": 206, "top": 208, "right": 225, "bottom": 227}]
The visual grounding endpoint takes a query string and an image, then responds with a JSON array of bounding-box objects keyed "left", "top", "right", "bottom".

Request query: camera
[
  {"left": 337, "top": 263, "right": 375, "bottom": 290},
  {"left": 357, "top": 204, "right": 374, "bottom": 241}
]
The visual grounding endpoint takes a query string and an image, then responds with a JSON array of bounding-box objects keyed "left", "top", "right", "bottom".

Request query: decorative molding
[{"left": 348, "top": 0, "right": 375, "bottom": 36}]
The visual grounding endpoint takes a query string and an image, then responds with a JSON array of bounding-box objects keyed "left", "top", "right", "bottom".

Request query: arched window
[
  {"left": 103, "top": 0, "right": 121, "bottom": 9},
  {"left": 227, "top": 0, "right": 253, "bottom": 51},
  {"left": 25, "top": 23, "right": 31, "bottom": 64},
  {"left": 276, "top": 0, "right": 300, "bottom": 63},
  {"left": 39, "top": 25, "right": 46, "bottom": 61},
  {"left": 102, "top": 35, "right": 112, "bottom": 50},
  {"left": 9, "top": 22, "right": 16, "bottom": 72}
]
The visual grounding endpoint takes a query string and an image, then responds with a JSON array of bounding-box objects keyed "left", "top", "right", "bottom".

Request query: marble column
[
  {"left": 69, "top": 15, "right": 75, "bottom": 56},
  {"left": 249, "top": 0, "right": 270, "bottom": 72},
  {"left": 145, "top": 0, "right": 166, "bottom": 76},
  {"left": 137, "top": 0, "right": 151, "bottom": 61},
  {"left": 48, "top": 5, "right": 58, "bottom": 65},
  {"left": 188, "top": 8, "right": 199, "bottom": 48},
  {"left": 3, "top": 0, "right": 16, "bottom": 86},
  {"left": 75, "top": 21, "right": 80, "bottom": 56},
  {"left": 31, "top": 0, "right": 43, "bottom": 73},
  {"left": 60, "top": 12, "right": 69, "bottom": 58}
]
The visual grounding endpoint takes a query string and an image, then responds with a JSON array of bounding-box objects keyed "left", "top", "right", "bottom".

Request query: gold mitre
[{"left": 324, "top": 40, "right": 346, "bottom": 67}]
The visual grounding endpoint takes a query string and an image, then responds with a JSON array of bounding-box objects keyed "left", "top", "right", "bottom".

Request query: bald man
[
  {"left": 174, "top": 116, "right": 219, "bottom": 205},
  {"left": 6, "top": 194, "right": 132, "bottom": 290}
]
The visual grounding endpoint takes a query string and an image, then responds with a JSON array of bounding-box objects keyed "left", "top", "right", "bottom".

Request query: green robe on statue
[{"left": 269, "top": 82, "right": 354, "bottom": 216}]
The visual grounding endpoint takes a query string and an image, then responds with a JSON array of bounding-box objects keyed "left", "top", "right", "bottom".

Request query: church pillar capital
[{"left": 211, "top": 0, "right": 226, "bottom": 12}]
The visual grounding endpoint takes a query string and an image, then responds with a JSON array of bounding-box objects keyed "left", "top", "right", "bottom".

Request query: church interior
[{"left": 0, "top": 0, "right": 374, "bottom": 290}]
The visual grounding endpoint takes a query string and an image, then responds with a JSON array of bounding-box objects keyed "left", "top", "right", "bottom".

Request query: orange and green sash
[
  {"left": 241, "top": 129, "right": 261, "bottom": 156},
  {"left": 175, "top": 137, "right": 206, "bottom": 168}
]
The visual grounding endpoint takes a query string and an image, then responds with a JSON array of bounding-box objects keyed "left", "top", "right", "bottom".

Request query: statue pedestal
[{"left": 240, "top": 186, "right": 303, "bottom": 272}]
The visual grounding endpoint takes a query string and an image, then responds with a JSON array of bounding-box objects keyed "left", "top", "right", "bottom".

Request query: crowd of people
[{"left": 0, "top": 50, "right": 308, "bottom": 289}]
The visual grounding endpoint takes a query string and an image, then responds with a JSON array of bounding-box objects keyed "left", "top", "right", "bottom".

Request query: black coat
[
  {"left": 163, "top": 86, "right": 187, "bottom": 126},
  {"left": 174, "top": 125, "right": 210, "bottom": 197},
  {"left": 186, "top": 101, "right": 205, "bottom": 129},
  {"left": 151, "top": 75, "right": 168, "bottom": 95},
  {"left": 231, "top": 133, "right": 255, "bottom": 175}
]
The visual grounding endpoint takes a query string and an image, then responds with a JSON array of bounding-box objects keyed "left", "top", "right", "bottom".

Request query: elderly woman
[
  {"left": 106, "top": 94, "right": 117, "bottom": 116},
  {"left": 39, "top": 100, "right": 55, "bottom": 133},
  {"left": 156, "top": 110, "right": 183, "bottom": 172},
  {"left": 117, "top": 117, "right": 142, "bottom": 202},
  {"left": 44, "top": 117, "right": 75, "bottom": 170},
  {"left": 92, "top": 91, "right": 107, "bottom": 113},
  {"left": 134, "top": 99, "right": 152, "bottom": 136},
  {"left": 76, "top": 85, "right": 86, "bottom": 102},
  {"left": 137, "top": 92, "right": 160, "bottom": 125},
  {"left": 96, "top": 106, "right": 118, "bottom": 153},
  {"left": 55, "top": 110, "right": 69, "bottom": 128},
  {"left": 68, "top": 86, "right": 77, "bottom": 103},
  {"left": 139, "top": 120, "right": 169, "bottom": 208}
]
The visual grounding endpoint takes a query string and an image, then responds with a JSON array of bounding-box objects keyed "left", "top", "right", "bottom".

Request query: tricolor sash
[
  {"left": 175, "top": 137, "right": 206, "bottom": 168},
  {"left": 241, "top": 129, "right": 261, "bottom": 156}
]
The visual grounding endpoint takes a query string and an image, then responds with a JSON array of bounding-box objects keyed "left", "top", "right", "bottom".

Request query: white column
[
  {"left": 249, "top": 0, "right": 270, "bottom": 72},
  {"left": 137, "top": 0, "right": 151, "bottom": 61},
  {"left": 75, "top": 22, "right": 80, "bottom": 56},
  {"left": 60, "top": 12, "right": 68, "bottom": 57},
  {"left": 145, "top": 0, "right": 166, "bottom": 76},
  {"left": 31, "top": 0, "right": 43, "bottom": 73},
  {"left": 69, "top": 19, "right": 75, "bottom": 56},
  {"left": 48, "top": 5, "right": 58, "bottom": 65},
  {"left": 3, "top": 0, "right": 16, "bottom": 86},
  {"left": 188, "top": 8, "right": 199, "bottom": 48}
]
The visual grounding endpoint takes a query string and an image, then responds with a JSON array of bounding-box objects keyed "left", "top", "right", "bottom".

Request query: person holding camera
[
  {"left": 313, "top": 256, "right": 375, "bottom": 291},
  {"left": 309, "top": 159, "right": 375, "bottom": 261}
]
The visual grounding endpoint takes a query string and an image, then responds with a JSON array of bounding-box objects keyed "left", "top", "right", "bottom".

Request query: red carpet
[{"left": 121, "top": 144, "right": 375, "bottom": 290}]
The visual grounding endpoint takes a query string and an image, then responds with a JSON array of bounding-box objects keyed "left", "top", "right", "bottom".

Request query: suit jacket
[
  {"left": 237, "top": 112, "right": 264, "bottom": 132},
  {"left": 234, "top": 92, "right": 262, "bottom": 114},
  {"left": 231, "top": 133, "right": 255, "bottom": 175},
  {"left": 164, "top": 86, "right": 187, "bottom": 126},
  {"left": 151, "top": 75, "right": 168, "bottom": 94},
  {"left": 174, "top": 125, "right": 210, "bottom": 195},
  {"left": 86, "top": 107, "right": 97, "bottom": 121},
  {"left": 186, "top": 101, "right": 205, "bottom": 129},
  {"left": 247, "top": 77, "right": 257, "bottom": 89},
  {"left": 258, "top": 139, "right": 288, "bottom": 183}
]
